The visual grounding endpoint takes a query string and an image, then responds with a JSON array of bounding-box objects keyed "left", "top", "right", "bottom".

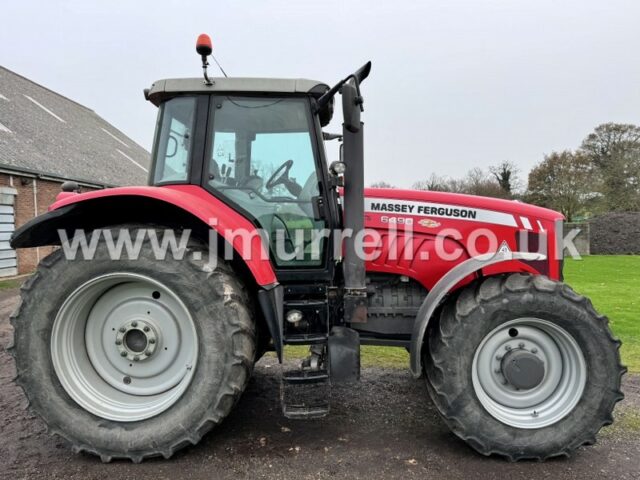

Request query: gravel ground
[{"left": 1, "top": 288, "right": 638, "bottom": 480}]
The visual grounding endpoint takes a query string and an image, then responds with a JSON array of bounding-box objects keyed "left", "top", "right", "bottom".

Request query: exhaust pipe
[
  {"left": 341, "top": 78, "right": 368, "bottom": 324},
  {"left": 317, "top": 62, "right": 371, "bottom": 325}
]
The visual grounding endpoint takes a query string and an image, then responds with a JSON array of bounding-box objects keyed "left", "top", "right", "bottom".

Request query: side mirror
[{"left": 342, "top": 82, "right": 361, "bottom": 133}]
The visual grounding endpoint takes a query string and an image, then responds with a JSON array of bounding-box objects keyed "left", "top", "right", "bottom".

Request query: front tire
[
  {"left": 424, "top": 273, "right": 625, "bottom": 460},
  {"left": 10, "top": 227, "right": 255, "bottom": 462}
]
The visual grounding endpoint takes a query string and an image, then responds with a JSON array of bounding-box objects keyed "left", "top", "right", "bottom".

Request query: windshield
[{"left": 208, "top": 96, "right": 325, "bottom": 267}]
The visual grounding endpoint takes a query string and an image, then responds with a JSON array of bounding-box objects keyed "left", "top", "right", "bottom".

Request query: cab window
[{"left": 153, "top": 97, "right": 196, "bottom": 184}]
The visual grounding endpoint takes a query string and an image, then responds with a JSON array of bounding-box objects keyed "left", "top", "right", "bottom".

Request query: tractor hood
[{"left": 361, "top": 187, "right": 564, "bottom": 289}]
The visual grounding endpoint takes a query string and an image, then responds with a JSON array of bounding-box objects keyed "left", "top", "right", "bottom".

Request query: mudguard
[
  {"left": 11, "top": 184, "right": 277, "bottom": 286},
  {"left": 409, "top": 251, "right": 546, "bottom": 378}
]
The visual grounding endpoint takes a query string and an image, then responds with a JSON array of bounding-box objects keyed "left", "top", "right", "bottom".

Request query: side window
[{"left": 153, "top": 97, "right": 196, "bottom": 184}]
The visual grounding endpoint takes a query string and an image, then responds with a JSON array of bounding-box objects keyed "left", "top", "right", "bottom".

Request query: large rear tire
[
  {"left": 424, "top": 273, "right": 625, "bottom": 460},
  {"left": 10, "top": 227, "right": 255, "bottom": 462}
]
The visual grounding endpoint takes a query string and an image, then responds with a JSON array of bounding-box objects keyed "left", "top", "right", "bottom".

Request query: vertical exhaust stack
[
  {"left": 342, "top": 86, "right": 367, "bottom": 323},
  {"left": 315, "top": 62, "right": 371, "bottom": 324},
  {"left": 340, "top": 63, "right": 371, "bottom": 324}
]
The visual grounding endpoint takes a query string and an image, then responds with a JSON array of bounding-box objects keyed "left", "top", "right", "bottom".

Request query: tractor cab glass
[
  {"left": 152, "top": 97, "right": 197, "bottom": 184},
  {"left": 207, "top": 96, "right": 325, "bottom": 267}
]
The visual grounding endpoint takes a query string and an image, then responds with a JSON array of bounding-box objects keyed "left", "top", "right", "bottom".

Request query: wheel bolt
[
  {"left": 505, "top": 345, "right": 512, "bottom": 351},
  {"left": 143, "top": 326, "right": 150, "bottom": 332},
  {"left": 145, "top": 350, "right": 152, "bottom": 356},
  {"left": 496, "top": 355, "right": 503, "bottom": 361},
  {"left": 131, "top": 321, "right": 138, "bottom": 328},
  {"left": 518, "top": 342, "right": 525, "bottom": 349},
  {"left": 149, "top": 339, "right": 156, "bottom": 344},
  {"left": 133, "top": 356, "right": 140, "bottom": 362},
  {"left": 120, "top": 351, "right": 127, "bottom": 357},
  {"left": 119, "top": 327, "right": 126, "bottom": 333},
  {"left": 115, "top": 340, "right": 122, "bottom": 346},
  {"left": 531, "top": 348, "right": 538, "bottom": 354}
]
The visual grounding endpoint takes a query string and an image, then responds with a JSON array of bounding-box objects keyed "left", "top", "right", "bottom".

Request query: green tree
[
  {"left": 580, "top": 123, "right": 640, "bottom": 212},
  {"left": 526, "top": 150, "right": 593, "bottom": 221}
]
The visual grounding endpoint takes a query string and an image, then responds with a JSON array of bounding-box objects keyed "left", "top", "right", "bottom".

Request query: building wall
[{"left": 0, "top": 173, "right": 97, "bottom": 275}]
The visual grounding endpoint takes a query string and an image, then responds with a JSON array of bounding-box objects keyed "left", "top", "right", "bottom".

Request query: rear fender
[
  {"left": 11, "top": 185, "right": 277, "bottom": 286},
  {"left": 409, "top": 251, "right": 546, "bottom": 378}
]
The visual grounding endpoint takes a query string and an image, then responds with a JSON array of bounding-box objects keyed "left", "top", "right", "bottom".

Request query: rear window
[{"left": 153, "top": 97, "right": 197, "bottom": 184}]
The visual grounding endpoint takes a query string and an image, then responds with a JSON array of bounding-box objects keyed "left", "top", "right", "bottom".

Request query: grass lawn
[{"left": 563, "top": 256, "right": 639, "bottom": 373}]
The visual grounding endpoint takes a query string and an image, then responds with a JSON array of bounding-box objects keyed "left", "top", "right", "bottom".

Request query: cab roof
[{"left": 145, "top": 77, "right": 329, "bottom": 106}]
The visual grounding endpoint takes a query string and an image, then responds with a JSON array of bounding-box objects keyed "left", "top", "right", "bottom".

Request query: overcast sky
[{"left": 2, "top": 0, "right": 639, "bottom": 188}]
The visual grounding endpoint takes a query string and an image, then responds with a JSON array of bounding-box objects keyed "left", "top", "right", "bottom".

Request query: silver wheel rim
[
  {"left": 471, "top": 318, "right": 586, "bottom": 429},
  {"left": 51, "top": 273, "right": 198, "bottom": 422}
]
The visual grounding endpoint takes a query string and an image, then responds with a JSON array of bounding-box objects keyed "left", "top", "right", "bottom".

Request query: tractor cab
[
  {"left": 141, "top": 38, "right": 372, "bottom": 417},
  {"left": 144, "top": 35, "right": 371, "bottom": 312},
  {"left": 145, "top": 78, "right": 338, "bottom": 273}
]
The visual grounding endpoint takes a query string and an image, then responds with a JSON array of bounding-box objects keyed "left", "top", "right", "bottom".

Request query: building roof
[
  {"left": 0, "top": 66, "right": 150, "bottom": 187},
  {"left": 146, "top": 77, "right": 329, "bottom": 106}
]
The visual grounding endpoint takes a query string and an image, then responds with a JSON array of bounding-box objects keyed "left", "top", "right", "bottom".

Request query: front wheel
[
  {"left": 424, "top": 273, "right": 625, "bottom": 460},
  {"left": 11, "top": 228, "right": 255, "bottom": 462}
]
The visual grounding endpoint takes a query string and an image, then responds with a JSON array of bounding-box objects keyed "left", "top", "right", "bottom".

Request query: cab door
[{"left": 203, "top": 95, "right": 336, "bottom": 282}]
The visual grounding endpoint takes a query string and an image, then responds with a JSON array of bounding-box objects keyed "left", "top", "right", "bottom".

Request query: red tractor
[{"left": 10, "top": 35, "right": 624, "bottom": 462}]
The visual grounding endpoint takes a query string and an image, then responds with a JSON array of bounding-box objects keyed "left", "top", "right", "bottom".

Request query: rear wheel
[
  {"left": 424, "top": 273, "right": 625, "bottom": 460},
  {"left": 11, "top": 227, "right": 255, "bottom": 462}
]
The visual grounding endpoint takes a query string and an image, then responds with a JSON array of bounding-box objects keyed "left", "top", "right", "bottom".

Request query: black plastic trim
[{"left": 257, "top": 284, "right": 284, "bottom": 361}]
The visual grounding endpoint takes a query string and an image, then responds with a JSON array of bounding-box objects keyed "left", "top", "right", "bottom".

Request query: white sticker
[{"left": 365, "top": 198, "right": 518, "bottom": 227}]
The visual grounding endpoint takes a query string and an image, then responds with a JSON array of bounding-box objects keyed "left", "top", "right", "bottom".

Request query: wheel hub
[
  {"left": 51, "top": 273, "right": 198, "bottom": 422},
  {"left": 501, "top": 349, "right": 545, "bottom": 390},
  {"left": 115, "top": 319, "right": 158, "bottom": 361},
  {"left": 472, "top": 318, "right": 587, "bottom": 429}
]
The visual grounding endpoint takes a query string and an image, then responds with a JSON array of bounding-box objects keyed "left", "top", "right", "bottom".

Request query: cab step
[{"left": 281, "top": 369, "right": 330, "bottom": 419}]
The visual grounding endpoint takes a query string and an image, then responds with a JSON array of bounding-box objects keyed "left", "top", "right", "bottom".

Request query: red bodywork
[
  {"left": 50, "top": 185, "right": 563, "bottom": 289},
  {"left": 362, "top": 188, "right": 564, "bottom": 290}
]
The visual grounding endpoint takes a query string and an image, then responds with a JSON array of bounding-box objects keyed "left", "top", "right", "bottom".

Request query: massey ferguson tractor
[{"left": 9, "top": 35, "right": 624, "bottom": 462}]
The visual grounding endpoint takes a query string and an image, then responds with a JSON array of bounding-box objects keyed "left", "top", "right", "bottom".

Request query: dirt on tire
[{"left": 1, "top": 287, "right": 639, "bottom": 479}]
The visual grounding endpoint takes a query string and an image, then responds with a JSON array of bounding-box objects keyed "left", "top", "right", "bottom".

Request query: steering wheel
[{"left": 266, "top": 159, "right": 294, "bottom": 191}]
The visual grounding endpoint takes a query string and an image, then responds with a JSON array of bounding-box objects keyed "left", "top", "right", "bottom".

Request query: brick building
[{"left": 0, "top": 66, "right": 150, "bottom": 276}]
